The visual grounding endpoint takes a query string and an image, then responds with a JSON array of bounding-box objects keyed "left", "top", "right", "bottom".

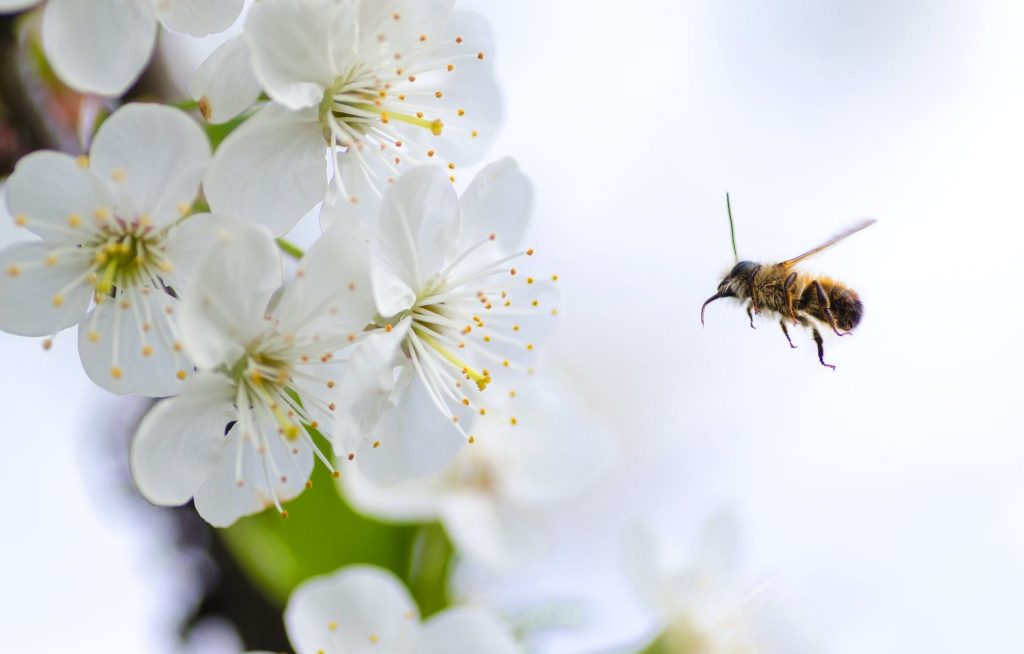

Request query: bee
[{"left": 700, "top": 194, "right": 875, "bottom": 370}]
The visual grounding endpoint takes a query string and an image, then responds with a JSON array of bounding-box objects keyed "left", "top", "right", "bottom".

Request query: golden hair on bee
[{"left": 700, "top": 194, "right": 875, "bottom": 370}]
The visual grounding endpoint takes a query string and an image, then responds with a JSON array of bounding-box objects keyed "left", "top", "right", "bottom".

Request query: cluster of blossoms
[{"left": 0, "top": 0, "right": 800, "bottom": 651}]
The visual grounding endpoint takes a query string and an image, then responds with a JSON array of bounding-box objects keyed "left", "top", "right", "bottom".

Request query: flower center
[
  {"left": 320, "top": 65, "right": 443, "bottom": 145},
  {"left": 87, "top": 219, "right": 166, "bottom": 296}
]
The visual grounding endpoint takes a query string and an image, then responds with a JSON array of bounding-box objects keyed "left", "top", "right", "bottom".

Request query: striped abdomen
[{"left": 798, "top": 277, "right": 863, "bottom": 331}]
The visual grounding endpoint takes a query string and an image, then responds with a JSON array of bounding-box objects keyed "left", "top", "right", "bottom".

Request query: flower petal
[
  {"left": 371, "top": 166, "right": 460, "bottom": 317},
  {"left": 317, "top": 144, "right": 395, "bottom": 234},
  {"left": 418, "top": 607, "right": 521, "bottom": 654},
  {"left": 193, "top": 415, "right": 313, "bottom": 527},
  {"left": 245, "top": 0, "right": 353, "bottom": 110},
  {"left": 204, "top": 102, "right": 328, "bottom": 236},
  {"left": 0, "top": 241, "right": 92, "bottom": 336},
  {"left": 285, "top": 566, "right": 418, "bottom": 654},
  {"left": 154, "top": 0, "right": 243, "bottom": 37},
  {"left": 158, "top": 212, "right": 238, "bottom": 288},
  {"left": 458, "top": 158, "right": 533, "bottom": 259},
  {"left": 129, "top": 372, "right": 235, "bottom": 506},
  {"left": 351, "top": 365, "right": 467, "bottom": 485},
  {"left": 190, "top": 34, "right": 262, "bottom": 124},
  {"left": 0, "top": 0, "right": 40, "bottom": 12},
  {"left": 356, "top": 0, "right": 455, "bottom": 63},
  {"left": 339, "top": 463, "right": 445, "bottom": 523},
  {"left": 272, "top": 220, "right": 376, "bottom": 342},
  {"left": 4, "top": 151, "right": 110, "bottom": 246},
  {"left": 90, "top": 103, "right": 210, "bottom": 227},
  {"left": 42, "top": 0, "right": 157, "bottom": 96},
  {"left": 438, "top": 493, "right": 546, "bottom": 570},
  {"left": 77, "top": 290, "right": 188, "bottom": 397},
  {"left": 178, "top": 221, "right": 282, "bottom": 369}
]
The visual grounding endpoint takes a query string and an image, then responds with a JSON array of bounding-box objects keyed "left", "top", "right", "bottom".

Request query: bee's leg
[
  {"left": 812, "top": 280, "right": 849, "bottom": 337},
  {"left": 779, "top": 319, "right": 797, "bottom": 348},
  {"left": 746, "top": 302, "right": 756, "bottom": 329},
  {"left": 811, "top": 325, "right": 836, "bottom": 370},
  {"left": 783, "top": 272, "right": 799, "bottom": 323}
]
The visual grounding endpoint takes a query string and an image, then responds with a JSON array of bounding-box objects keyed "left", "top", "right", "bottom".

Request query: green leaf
[{"left": 218, "top": 457, "right": 419, "bottom": 606}]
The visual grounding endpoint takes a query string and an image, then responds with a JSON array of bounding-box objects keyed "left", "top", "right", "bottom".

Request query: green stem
[
  {"left": 276, "top": 238, "right": 305, "bottom": 260},
  {"left": 406, "top": 523, "right": 454, "bottom": 618}
]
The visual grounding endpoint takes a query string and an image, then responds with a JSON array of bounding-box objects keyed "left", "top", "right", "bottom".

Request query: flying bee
[{"left": 700, "top": 194, "right": 875, "bottom": 370}]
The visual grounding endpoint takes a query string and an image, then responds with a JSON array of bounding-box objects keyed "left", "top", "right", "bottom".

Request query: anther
[
  {"left": 14, "top": 214, "right": 27, "bottom": 227},
  {"left": 373, "top": 441, "right": 381, "bottom": 448},
  {"left": 176, "top": 370, "right": 187, "bottom": 380},
  {"left": 347, "top": 453, "right": 355, "bottom": 461},
  {"left": 142, "top": 345, "right": 153, "bottom": 357},
  {"left": 477, "top": 51, "right": 485, "bottom": 60},
  {"left": 42, "top": 339, "right": 53, "bottom": 351},
  {"left": 52, "top": 294, "right": 64, "bottom": 307},
  {"left": 111, "top": 366, "right": 123, "bottom": 379},
  {"left": 68, "top": 214, "right": 82, "bottom": 227}
]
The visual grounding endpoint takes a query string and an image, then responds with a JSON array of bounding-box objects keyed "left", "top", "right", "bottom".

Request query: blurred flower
[
  {"left": 202, "top": 0, "right": 501, "bottom": 234},
  {"left": 0, "top": 0, "right": 244, "bottom": 96},
  {"left": 0, "top": 103, "right": 214, "bottom": 396},
  {"left": 246, "top": 565, "right": 521, "bottom": 654},
  {"left": 625, "top": 516, "right": 807, "bottom": 654},
  {"left": 341, "top": 378, "right": 615, "bottom": 570},
  {"left": 130, "top": 221, "right": 376, "bottom": 527},
  {"left": 331, "top": 160, "right": 558, "bottom": 485}
]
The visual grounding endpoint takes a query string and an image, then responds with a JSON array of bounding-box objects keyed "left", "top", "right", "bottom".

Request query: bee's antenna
[{"left": 726, "top": 192, "right": 739, "bottom": 263}]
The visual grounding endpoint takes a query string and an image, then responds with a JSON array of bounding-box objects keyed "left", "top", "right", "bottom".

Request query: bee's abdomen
[
  {"left": 830, "top": 286, "right": 863, "bottom": 331},
  {"left": 798, "top": 279, "right": 863, "bottom": 331}
]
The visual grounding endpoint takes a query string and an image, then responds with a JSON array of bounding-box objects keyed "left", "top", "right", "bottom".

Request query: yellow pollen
[
  {"left": 76, "top": 155, "right": 89, "bottom": 168},
  {"left": 502, "top": 360, "right": 509, "bottom": 367},
  {"left": 457, "top": 108, "right": 465, "bottom": 116},
  {"left": 509, "top": 390, "right": 517, "bottom": 397},
  {"left": 527, "top": 344, "right": 534, "bottom": 351},
  {"left": 198, "top": 96, "right": 212, "bottom": 120},
  {"left": 477, "top": 51, "right": 485, "bottom": 60},
  {"left": 42, "top": 339, "right": 53, "bottom": 351},
  {"left": 527, "top": 248, "right": 535, "bottom": 256},
  {"left": 552, "top": 274, "right": 559, "bottom": 281},
  {"left": 176, "top": 370, "right": 187, "bottom": 380},
  {"left": 373, "top": 440, "right": 381, "bottom": 448},
  {"left": 176, "top": 201, "right": 190, "bottom": 216},
  {"left": 510, "top": 416, "right": 518, "bottom": 426},
  {"left": 447, "top": 162, "right": 455, "bottom": 170},
  {"left": 52, "top": 294, "right": 64, "bottom": 307},
  {"left": 280, "top": 511, "right": 289, "bottom": 519},
  {"left": 380, "top": 112, "right": 390, "bottom": 124},
  {"left": 142, "top": 345, "right": 153, "bottom": 357},
  {"left": 479, "top": 408, "right": 486, "bottom": 415},
  {"left": 14, "top": 214, "right": 27, "bottom": 226},
  {"left": 513, "top": 325, "right": 520, "bottom": 331},
  {"left": 449, "top": 175, "right": 456, "bottom": 183},
  {"left": 434, "top": 90, "right": 443, "bottom": 99},
  {"left": 392, "top": 12, "right": 400, "bottom": 19},
  {"left": 456, "top": 36, "right": 463, "bottom": 44},
  {"left": 419, "top": 34, "right": 427, "bottom": 42},
  {"left": 68, "top": 213, "right": 82, "bottom": 227},
  {"left": 385, "top": 323, "right": 393, "bottom": 332},
  {"left": 527, "top": 276, "right": 535, "bottom": 284},
  {"left": 468, "top": 435, "right": 476, "bottom": 443},
  {"left": 94, "top": 207, "right": 110, "bottom": 222},
  {"left": 138, "top": 214, "right": 152, "bottom": 227},
  {"left": 87, "top": 330, "right": 99, "bottom": 343},
  {"left": 6, "top": 265, "right": 19, "bottom": 277},
  {"left": 111, "top": 168, "right": 126, "bottom": 182},
  {"left": 532, "top": 300, "right": 540, "bottom": 307},
  {"left": 160, "top": 261, "right": 173, "bottom": 273},
  {"left": 416, "top": 111, "right": 424, "bottom": 118},
  {"left": 462, "top": 398, "right": 470, "bottom": 405},
  {"left": 305, "top": 480, "right": 314, "bottom": 489},
  {"left": 111, "top": 366, "right": 123, "bottom": 379},
  {"left": 173, "top": 341, "right": 183, "bottom": 352},
  {"left": 471, "top": 130, "right": 479, "bottom": 138},
  {"left": 329, "top": 621, "right": 338, "bottom": 631},
  {"left": 447, "top": 64, "right": 454, "bottom": 72},
  {"left": 370, "top": 634, "right": 380, "bottom": 644}
]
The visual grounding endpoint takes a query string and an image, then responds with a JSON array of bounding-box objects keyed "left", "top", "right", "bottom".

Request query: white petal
[
  {"left": 4, "top": 151, "right": 110, "bottom": 245},
  {"left": 0, "top": 241, "right": 92, "bottom": 336},
  {"left": 154, "top": 0, "right": 243, "bottom": 37},
  {"left": 90, "top": 103, "right": 210, "bottom": 227},
  {"left": 418, "top": 607, "right": 521, "bottom": 654},
  {"left": 193, "top": 415, "right": 313, "bottom": 527},
  {"left": 355, "top": 0, "right": 455, "bottom": 63},
  {"left": 204, "top": 103, "right": 328, "bottom": 236},
  {"left": 332, "top": 321, "right": 410, "bottom": 455},
  {"left": 129, "top": 372, "right": 235, "bottom": 506},
  {"left": 159, "top": 212, "right": 238, "bottom": 288},
  {"left": 318, "top": 143, "right": 394, "bottom": 233},
  {"left": 285, "top": 566, "right": 418, "bottom": 654},
  {"left": 42, "top": 0, "right": 157, "bottom": 96},
  {"left": 493, "top": 380, "right": 616, "bottom": 505},
  {"left": 78, "top": 290, "right": 188, "bottom": 397},
  {"left": 438, "top": 493, "right": 546, "bottom": 570},
  {"left": 371, "top": 166, "right": 460, "bottom": 317},
  {"left": 339, "top": 463, "right": 445, "bottom": 523},
  {"left": 178, "top": 221, "right": 282, "bottom": 369},
  {"left": 190, "top": 34, "right": 262, "bottom": 124},
  {"left": 245, "top": 0, "right": 353, "bottom": 110},
  {"left": 352, "top": 367, "right": 467, "bottom": 485},
  {"left": 458, "top": 158, "right": 533, "bottom": 260},
  {"left": 0, "top": 0, "right": 40, "bottom": 12},
  {"left": 272, "top": 221, "right": 375, "bottom": 342}
]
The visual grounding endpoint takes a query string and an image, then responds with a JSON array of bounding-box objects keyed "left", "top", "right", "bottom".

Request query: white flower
[
  {"left": 342, "top": 378, "right": 615, "bottom": 569},
  {"left": 1, "top": 0, "right": 244, "bottom": 96},
  {"left": 130, "top": 221, "right": 376, "bottom": 527},
  {"left": 332, "top": 159, "right": 558, "bottom": 485},
  {"left": 0, "top": 103, "right": 215, "bottom": 397},
  {"left": 203, "top": 0, "right": 501, "bottom": 234},
  {"left": 625, "top": 517, "right": 808, "bottom": 654},
  {"left": 253, "top": 565, "right": 521, "bottom": 654}
]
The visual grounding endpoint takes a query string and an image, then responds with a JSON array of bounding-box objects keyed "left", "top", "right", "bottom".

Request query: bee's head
[{"left": 702, "top": 260, "right": 759, "bottom": 325}]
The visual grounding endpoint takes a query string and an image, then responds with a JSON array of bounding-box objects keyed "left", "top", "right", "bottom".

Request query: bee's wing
[{"left": 781, "top": 218, "right": 876, "bottom": 269}]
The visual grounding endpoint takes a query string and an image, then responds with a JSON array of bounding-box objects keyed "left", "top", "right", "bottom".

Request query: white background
[{"left": 4, "top": 1, "right": 1024, "bottom": 652}]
